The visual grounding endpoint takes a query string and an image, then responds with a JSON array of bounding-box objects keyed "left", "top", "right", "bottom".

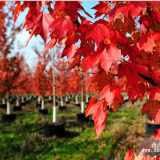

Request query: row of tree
[{"left": 0, "top": 44, "right": 97, "bottom": 102}]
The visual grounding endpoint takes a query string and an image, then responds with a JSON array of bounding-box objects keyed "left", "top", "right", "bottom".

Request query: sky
[{"left": 13, "top": 1, "right": 102, "bottom": 69}]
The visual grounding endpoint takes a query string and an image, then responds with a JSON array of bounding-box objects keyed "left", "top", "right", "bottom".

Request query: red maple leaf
[
  {"left": 85, "top": 99, "right": 108, "bottom": 138},
  {"left": 85, "top": 97, "right": 98, "bottom": 117},
  {"left": 25, "top": 11, "right": 53, "bottom": 46},
  {"left": 53, "top": 1, "right": 92, "bottom": 21},
  {"left": 91, "top": 71, "right": 113, "bottom": 92},
  {"left": 142, "top": 100, "right": 160, "bottom": 121},
  {"left": 149, "top": 86, "right": 160, "bottom": 102},
  {"left": 137, "top": 31, "right": 160, "bottom": 53},
  {"left": 61, "top": 44, "right": 79, "bottom": 64},
  {"left": 99, "top": 84, "right": 121, "bottom": 106},
  {"left": 124, "top": 149, "right": 135, "bottom": 160},
  {"left": 139, "top": 15, "right": 153, "bottom": 29},
  {"left": 109, "top": 29, "right": 128, "bottom": 45},
  {"left": 126, "top": 2, "right": 147, "bottom": 19},
  {"left": 86, "top": 23, "right": 110, "bottom": 46},
  {"left": 151, "top": 69, "right": 160, "bottom": 84},
  {"left": 155, "top": 108, "right": 160, "bottom": 124},
  {"left": 44, "top": 38, "right": 57, "bottom": 53},
  {"left": 118, "top": 63, "right": 149, "bottom": 89},
  {"left": 81, "top": 43, "right": 122, "bottom": 73},
  {"left": 152, "top": 10, "right": 160, "bottom": 24},
  {"left": 110, "top": 97, "right": 124, "bottom": 113},
  {"left": 91, "top": 2, "right": 111, "bottom": 19},
  {"left": 49, "top": 18, "right": 75, "bottom": 40}
]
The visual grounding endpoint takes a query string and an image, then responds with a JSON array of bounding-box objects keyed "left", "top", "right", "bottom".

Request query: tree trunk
[
  {"left": 81, "top": 71, "right": 85, "bottom": 113},
  {"left": 61, "top": 96, "right": 63, "bottom": 106},
  {"left": 86, "top": 73, "right": 89, "bottom": 103},
  {"left": 76, "top": 95, "right": 78, "bottom": 104},
  {"left": 38, "top": 96, "right": 41, "bottom": 104},
  {"left": 52, "top": 47, "right": 56, "bottom": 123},
  {"left": 6, "top": 73, "right": 10, "bottom": 115},
  {"left": 41, "top": 97, "right": 44, "bottom": 109}
]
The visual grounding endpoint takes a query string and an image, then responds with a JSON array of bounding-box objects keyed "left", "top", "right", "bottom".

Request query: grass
[{"left": 0, "top": 97, "right": 149, "bottom": 160}]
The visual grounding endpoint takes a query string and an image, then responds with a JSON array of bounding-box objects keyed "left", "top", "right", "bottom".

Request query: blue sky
[{"left": 13, "top": 1, "right": 102, "bottom": 69}]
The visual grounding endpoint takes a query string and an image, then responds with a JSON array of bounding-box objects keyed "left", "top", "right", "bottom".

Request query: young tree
[
  {"left": 33, "top": 47, "right": 51, "bottom": 111},
  {"left": 13, "top": 1, "right": 160, "bottom": 158},
  {"left": 0, "top": 51, "right": 23, "bottom": 114}
]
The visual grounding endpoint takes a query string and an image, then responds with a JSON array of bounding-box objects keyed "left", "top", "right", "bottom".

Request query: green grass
[{"left": 0, "top": 98, "right": 148, "bottom": 160}]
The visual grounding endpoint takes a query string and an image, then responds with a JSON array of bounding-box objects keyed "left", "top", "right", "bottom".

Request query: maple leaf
[
  {"left": 150, "top": 86, "right": 160, "bottom": 101},
  {"left": 110, "top": 97, "right": 124, "bottom": 113},
  {"left": 151, "top": 21, "right": 160, "bottom": 34},
  {"left": 149, "top": 52, "right": 160, "bottom": 69},
  {"left": 139, "top": 15, "right": 153, "bottom": 29},
  {"left": 61, "top": 44, "right": 79, "bottom": 64},
  {"left": 25, "top": 11, "right": 53, "bottom": 46},
  {"left": 126, "top": 2, "right": 147, "bottom": 19},
  {"left": 44, "top": 38, "right": 57, "bottom": 53},
  {"left": 91, "top": 2, "right": 111, "bottom": 19},
  {"left": 85, "top": 98, "right": 108, "bottom": 138},
  {"left": 132, "top": 32, "right": 140, "bottom": 44},
  {"left": 122, "top": 17, "right": 136, "bottom": 35},
  {"left": 91, "top": 71, "right": 113, "bottom": 92},
  {"left": 151, "top": 69, "right": 160, "bottom": 84},
  {"left": 73, "top": 47, "right": 92, "bottom": 58},
  {"left": 124, "top": 149, "right": 135, "bottom": 160},
  {"left": 135, "top": 51, "right": 149, "bottom": 66},
  {"left": 81, "top": 43, "right": 122, "bottom": 73},
  {"left": 86, "top": 23, "right": 109, "bottom": 46},
  {"left": 104, "top": 2, "right": 144, "bottom": 23},
  {"left": 49, "top": 18, "right": 75, "bottom": 40},
  {"left": 155, "top": 108, "right": 160, "bottom": 124},
  {"left": 142, "top": 100, "right": 160, "bottom": 121},
  {"left": 121, "top": 45, "right": 140, "bottom": 63},
  {"left": 151, "top": 10, "right": 160, "bottom": 25},
  {"left": 54, "top": 1, "right": 92, "bottom": 22},
  {"left": 115, "top": 77, "right": 127, "bottom": 92},
  {"left": 100, "top": 84, "right": 121, "bottom": 106},
  {"left": 109, "top": 29, "right": 128, "bottom": 45},
  {"left": 68, "top": 55, "right": 81, "bottom": 71},
  {"left": 118, "top": 63, "right": 149, "bottom": 89},
  {"left": 127, "top": 83, "right": 145, "bottom": 103},
  {"left": 105, "top": 7, "right": 122, "bottom": 23},
  {"left": 64, "top": 32, "right": 79, "bottom": 46},
  {"left": 136, "top": 31, "right": 160, "bottom": 53},
  {"left": 113, "top": 18, "right": 123, "bottom": 30},
  {"left": 85, "top": 97, "right": 98, "bottom": 117}
]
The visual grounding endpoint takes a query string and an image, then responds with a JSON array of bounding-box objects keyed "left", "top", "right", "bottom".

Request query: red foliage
[{"left": 11, "top": 1, "right": 160, "bottom": 158}]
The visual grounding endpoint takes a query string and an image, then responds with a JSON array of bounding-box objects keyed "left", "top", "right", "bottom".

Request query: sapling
[{"left": 60, "top": 96, "right": 63, "bottom": 106}]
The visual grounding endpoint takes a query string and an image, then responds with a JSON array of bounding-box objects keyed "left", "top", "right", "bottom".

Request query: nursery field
[{"left": 0, "top": 97, "right": 149, "bottom": 160}]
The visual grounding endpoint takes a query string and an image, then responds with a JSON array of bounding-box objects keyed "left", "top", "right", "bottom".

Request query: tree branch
[{"left": 138, "top": 73, "right": 160, "bottom": 86}]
